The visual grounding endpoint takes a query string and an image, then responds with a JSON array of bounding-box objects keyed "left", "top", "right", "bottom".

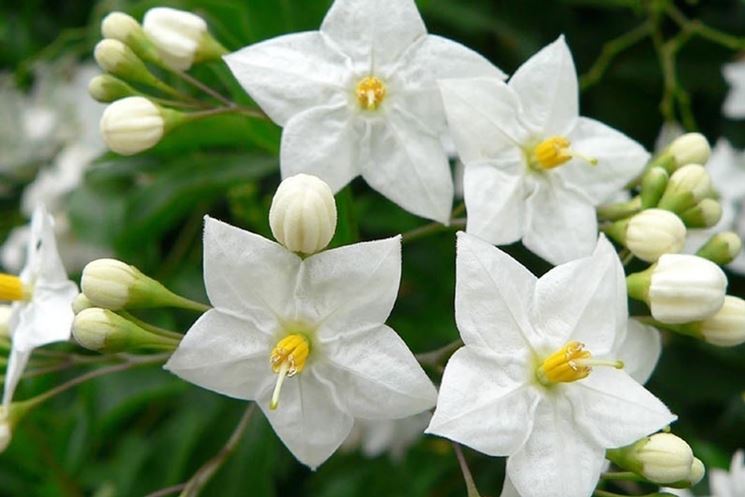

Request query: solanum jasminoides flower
[
  {"left": 165, "top": 217, "right": 436, "bottom": 469},
  {"left": 1, "top": 205, "right": 78, "bottom": 406},
  {"left": 723, "top": 60, "right": 745, "bottom": 119},
  {"left": 223, "top": 0, "right": 503, "bottom": 224},
  {"left": 427, "top": 233, "right": 675, "bottom": 497},
  {"left": 439, "top": 36, "right": 649, "bottom": 264}
]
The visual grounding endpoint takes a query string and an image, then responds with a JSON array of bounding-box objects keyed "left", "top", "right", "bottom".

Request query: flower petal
[
  {"left": 617, "top": 319, "right": 662, "bottom": 384},
  {"left": 455, "top": 232, "right": 538, "bottom": 354},
  {"left": 320, "top": 0, "right": 426, "bottom": 71},
  {"left": 280, "top": 104, "right": 360, "bottom": 192},
  {"left": 165, "top": 309, "right": 275, "bottom": 400},
  {"left": 11, "top": 281, "right": 77, "bottom": 351},
  {"left": 464, "top": 155, "right": 526, "bottom": 246},
  {"left": 532, "top": 235, "right": 626, "bottom": 354},
  {"left": 499, "top": 476, "right": 522, "bottom": 497},
  {"left": 223, "top": 32, "right": 349, "bottom": 125},
  {"left": 362, "top": 109, "right": 453, "bottom": 223},
  {"left": 23, "top": 205, "right": 69, "bottom": 284},
  {"left": 296, "top": 236, "right": 401, "bottom": 341},
  {"left": 508, "top": 35, "right": 578, "bottom": 136},
  {"left": 723, "top": 61, "right": 745, "bottom": 118},
  {"left": 507, "top": 397, "right": 606, "bottom": 497},
  {"left": 202, "top": 216, "right": 300, "bottom": 332},
  {"left": 523, "top": 176, "right": 598, "bottom": 264},
  {"left": 560, "top": 117, "right": 649, "bottom": 205},
  {"left": 567, "top": 368, "right": 676, "bottom": 449},
  {"left": 318, "top": 324, "right": 436, "bottom": 419},
  {"left": 427, "top": 347, "right": 540, "bottom": 456},
  {"left": 259, "top": 370, "right": 353, "bottom": 469},
  {"left": 2, "top": 348, "right": 30, "bottom": 406}
]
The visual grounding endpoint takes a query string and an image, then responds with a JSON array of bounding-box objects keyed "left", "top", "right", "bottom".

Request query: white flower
[
  {"left": 223, "top": 0, "right": 502, "bottom": 224},
  {"left": 165, "top": 217, "right": 437, "bottom": 469},
  {"left": 709, "top": 450, "right": 745, "bottom": 497},
  {"left": 439, "top": 36, "right": 649, "bottom": 264},
  {"left": 723, "top": 60, "right": 745, "bottom": 119},
  {"left": 1, "top": 205, "right": 78, "bottom": 406},
  {"left": 342, "top": 411, "right": 431, "bottom": 461},
  {"left": 427, "top": 232, "right": 675, "bottom": 497}
]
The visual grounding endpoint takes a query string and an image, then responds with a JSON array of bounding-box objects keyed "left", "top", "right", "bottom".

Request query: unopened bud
[
  {"left": 658, "top": 164, "right": 714, "bottom": 213},
  {"left": 679, "top": 198, "right": 722, "bottom": 228},
  {"left": 88, "top": 74, "right": 139, "bottom": 103},
  {"left": 72, "top": 308, "right": 178, "bottom": 353},
  {"left": 143, "top": 7, "right": 227, "bottom": 71},
  {"left": 668, "top": 133, "right": 711, "bottom": 169},
  {"left": 101, "top": 11, "right": 161, "bottom": 64},
  {"left": 100, "top": 97, "right": 171, "bottom": 155},
  {"left": 697, "top": 231, "right": 743, "bottom": 265},
  {"left": 612, "top": 209, "right": 686, "bottom": 262},
  {"left": 0, "top": 305, "right": 11, "bottom": 338},
  {"left": 0, "top": 409, "right": 10, "bottom": 453},
  {"left": 269, "top": 174, "right": 337, "bottom": 254},
  {"left": 608, "top": 433, "right": 694, "bottom": 485},
  {"left": 72, "top": 293, "right": 93, "bottom": 314},
  {"left": 94, "top": 39, "right": 162, "bottom": 88},
  {"left": 688, "top": 457, "right": 705, "bottom": 485},
  {"left": 641, "top": 167, "right": 669, "bottom": 209},
  {"left": 696, "top": 296, "right": 745, "bottom": 347}
]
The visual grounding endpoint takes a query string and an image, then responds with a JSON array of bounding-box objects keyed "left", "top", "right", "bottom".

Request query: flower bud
[
  {"left": 697, "top": 296, "right": 745, "bottom": 347},
  {"left": 640, "top": 167, "right": 669, "bottom": 209},
  {"left": 697, "top": 231, "right": 742, "bottom": 265},
  {"left": 627, "top": 254, "right": 727, "bottom": 324},
  {"left": 679, "top": 198, "right": 722, "bottom": 228},
  {"left": 143, "top": 7, "right": 227, "bottom": 71},
  {"left": 608, "top": 433, "right": 694, "bottom": 485},
  {"left": 72, "top": 293, "right": 93, "bottom": 315},
  {"left": 269, "top": 174, "right": 337, "bottom": 254},
  {"left": 88, "top": 74, "right": 139, "bottom": 103},
  {"left": 668, "top": 133, "right": 711, "bottom": 169},
  {"left": 94, "top": 39, "right": 162, "bottom": 88},
  {"left": 0, "top": 408, "right": 10, "bottom": 453},
  {"left": 100, "top": 97, "right": 165, "bottom": 155},
  {"left": 72, "top": 308, "right": 178, "bottom": 353},
  {"left": 621, "top": 209, "right": 686, "bottom": 262},
  {"left": 688, "top": 457, "right": 705, "bottom": 485},
  {"left": 658, "top": 164, "right": 713, "bottom": 213},
  {"left": 101, "top": 12, "right": 161, "bottom": 64},
  {"left": 0, "top": 304, "right": 11, "bottom": 338}
]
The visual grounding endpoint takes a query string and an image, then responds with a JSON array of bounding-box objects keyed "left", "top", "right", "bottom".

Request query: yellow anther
[
  {"left": 531, "top": 136, "right": 598, "bottom": 170},
  {"left": 536, "top": 341, "right": 623, "bottom": 386},
  {"left": 355, "top": 76, "right": 386, "bottom": 111},
  {"left": 0, "top": 274, "right": 27, "bottom": 302},
  {"left": 269, "top": 333, "right": 310, "bottom": 410}
]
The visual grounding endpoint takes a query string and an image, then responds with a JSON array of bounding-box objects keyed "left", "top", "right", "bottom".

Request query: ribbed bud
[
  {"left": 698, "top": 296, "right": 745, "bottom": 347},
  {"left": 696, "top": 231, "right": 743, "bottom": 265},
  {"left": 688, "top": 458, "right": 705, "bottom": 485},
  {"left": 101, "top": 11, "right": 161, "bottom": 64},
  {"left": 0, "top": 305, "right": 11, "bottom": 338},
  {"left": 640, "top": 167, "right": 669, "bottom": 209},
  {"left": 99, "top": 97, "right": 165, "bottom": 155},
  {"left": 608, "top": 433, "right": 695, "bottom": 485},
  {"left": 668, "top": 133, "right": 711, "bottom": 168},
  {"left": 679, "top": 198, "right": 722, "bottom": 228},
  {"left": 72, "top": 293, "right": 93, "bottom": 314},
  {"left": 269, "top": 174, "right": 337, "bottom": 254},
  {"left": 658, "top": 164, "right": 713, "bottom": 213},
  {"left": 625, "top": 209, "right": 686, "bottom": 262},
  {"left": 94, "top": 39, "right": 160, "bottom": 88},
  {"left": 88, "top": 74, "right": 138, "bottom": 103},
  {"left": 72, "top": 308, "right": 178, "bottom": 353}
]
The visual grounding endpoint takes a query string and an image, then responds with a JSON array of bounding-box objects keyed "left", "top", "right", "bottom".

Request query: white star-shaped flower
[
  {"left": 723, "top": 60, "right": 745, "bottom": 119},
  {"left": 2, "top": 205, "right": 78, "bottom": 405},
  {"left": 426, "top": 232, "right": 675, "bottom": 497},
  {"left": 165, "top": 217, "right": 437, "bottom": 469},
  {"left": 223, "top": 0, "right": 503, "bottom": 224},
  {"left": 439, "top": 36, "right": 649, "bottom": 264}
]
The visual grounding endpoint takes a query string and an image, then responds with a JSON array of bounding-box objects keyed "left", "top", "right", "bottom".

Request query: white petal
[
  {"left": 296, "top": 236, "right": 401, "bottom": 341},
  {"left": 508, "top": 35, "right": 578, "bottom": 136},
  {"left": 523, "top": 176, "right": 598, "bottom": 264},
  {"left": 559, "top": 117, "right": 649, "bottom": 204},
  {"left": 463, "top": 155, "right": 526, "bottom": 246},
  {"left": 223, "top": 32, "right": 349, "bottom": 125},
  {"left": 165, "top": 309, "right": 275, "bottom": 400},
  {"left": 723, "top": 61, "right": 745, "bottom": 118},
  {"left": 532, "top": 236, "right": 626, "bottom": 355},
  {"left": 2, "top": 348, "right": 30, "bottom": 406},
  {"left": 202, "top": 217, "right": 300, "bottom": 332},
  {"left": 259, "top": 370, "right": 353, "bottom": 469},
  {"left": 427, "top": 347, "right": 540, "bottom": 456},
  {"left": 318, "top": 324, "right": 436, "bottom": 419},
  {"left": 567, "top": 368, "right": 676, "bottom": 449},
  {"left": 11, "top": 281, "right": 77, "bottom": 351},
  {"left": 438, "top": 77, "right": 527, "bottom": 164},
  {"left": 455, "top": 232, "right": 538, "bottom": 354},
  {"left": 507, "top": 397, "right": 606, "bottom": 497},
  {"left": 280, "top": 104, "right": 359, "bottom": 193},
  {"left": 23, "top": 205, "right": 69, "bottom": 284},
  {"left": 499, "top": 476, "right": 522, "bottom": 497},
  {"left": 320, "top": 0, "right": 426, "bottom": 71},
  {"left": 617, "top": 319, "right": 662, "bottom": 384},
  {"left": 362, "top": 110, "right": 453, "bottom": 223}
]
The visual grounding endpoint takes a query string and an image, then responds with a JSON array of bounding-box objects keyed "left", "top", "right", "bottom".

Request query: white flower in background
[
  {"left": 1, "top": 206, "right": 78, "bottom": 406},
  {"left": 224, "top": 0, "right": 503, "bottom": 224},
  {"left": 342, "top": 412, "right": 431, "bottom": 461},
  {"left": 166, "top": 217, "right": 437, "bottom": 469},
  {"left": 723, "top": 60, "right": 745, "bottom": 119},
  {"left": 427, "top": 233, "right": 674, "bottom": 497},
  {"left": 440, "top": 36, "right": 649, "bottom": 264}
]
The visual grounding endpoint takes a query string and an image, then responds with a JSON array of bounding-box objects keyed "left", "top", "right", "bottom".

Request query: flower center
[
  {"left": 355, "top": 76, "right": 386, "bottom": 111},
  {"left": 0, "top": 274, "right": 28, "bottom": 302},
  {"left": 530, "top": 136, "right": 597, "bottom": 171},
  {"left": 535, "top": 341, "right": 623, "bottom": 386},
  {"left": 269, "top": 333, "right": 310, "bottom": 410}
]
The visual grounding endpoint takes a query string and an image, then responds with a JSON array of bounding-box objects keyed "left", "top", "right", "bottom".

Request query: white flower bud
[
  {"left": 0, "top": 415, "right": 10, "bottom": 453},
  {"left": 100, "top": 97, "right": 164, "bottom": 155},
  {"left": 635, "top": 433, "right": 695, "bottom": 484},
  {"left": 94, "top": 39, "right": 158, "bottom": 87},
  {"left": 72, "top": 308, "right": 176, "bottom": 353},
  {"left": 680, "top": 198, "right": 722, "bottom": 228},
  {"left": 668, "top": 133, "right": 711, "bottom": 168},
  {"left": 0, "top": 304, "right": 12, "bottom": 338},
  {"left": 101, "top": 12, "right": 140, "bottom": 41},
  {"left": 72, "top": 293, "right": 93, "bottom": 314},
  {"left": 649, "top": 254, "right": 727, "bottom": 324},
  {"left": 269, "top": 174, "right": 337, "bottom": 254},
  {"left": 697, "top": 231, "right": 743, "bottom": 265},
  {"left": 143, "top": 8, "right": 210, "bottom": 71},
  {"left": 698, "top": 296, "right": 745, "bottom": 347},
  {"left": 88, "top": 74, "right": 138, "bottom": 103},
  {"left": 688, "top": 457, "right": 705, "bottom": 485},
  {"left": 625, "top": 209, "right": 686, "bottom": 262},
  {"left": 658, "top": 164, "right": 713, "bottom": 213}
]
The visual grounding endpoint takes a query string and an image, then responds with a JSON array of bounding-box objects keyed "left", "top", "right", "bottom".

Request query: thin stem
[
  {"left": 580, "top": 21, "right": 653, "bottom": 91},
  {"left": 144, "top": 484, "right": 187, "bottom": 497},
  {"left": 173, "top": 70, "right": 234, "bottom": 107},
  {"left": 452, "top": 442, "right": 481, "bottom": 497},
  {"left": 601, "top": 471, "right": 646, "bottom": 482},
  {"left": 416, "top": 339, "right": 463, "bottom": 367},
  {"left": 183, "top": 106, "right": 268, "bottom": 122},
  {"left": 665, "top": 4, "right": 745, "bottom": 51},
  {"left": 169, "top": 294, "right": 211, "bottom": 314},
  {"left": 619, "top": 248, "right": 635, "bottom": 266},
  {"left": 593, "top": 491, "right": 626, "bottom": 497},
  {"left": 120, "top": 312, "right": 184, "bottom": 341},
  {"left": 178, "top": 405, "right": 255, "bottom": 497}
]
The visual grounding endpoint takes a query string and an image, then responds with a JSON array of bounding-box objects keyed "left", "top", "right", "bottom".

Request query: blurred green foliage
[{"left": 0, "top": 0, "right": 744, "bottom": 496}]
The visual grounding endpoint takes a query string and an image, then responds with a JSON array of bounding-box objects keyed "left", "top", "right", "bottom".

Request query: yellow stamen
[
  {"left": 0, "top": 274, "right": 27, "bottom": 302},
  {"left": 355, "top": 76, "right": 386, "bottom": 111},
  {"left": 536, "top": 341, "right": 623, "bottom": 386},
  {"left": 269, "top": 333, "right": 310, "bottom": 410},
  {"left": 531, "top": 136, "right": 598, "bottom": 170}
]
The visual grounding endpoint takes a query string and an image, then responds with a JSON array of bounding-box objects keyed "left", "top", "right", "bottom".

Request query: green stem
[
  {"left": 416, "top": 339, "right": 463, "bottom": 367},
  {"left": 167, "top": 294, "right": 211, "bottom": 313},
  {"left": 172, "top": 70, "right": 234, "bottom": 107},
  {"left": 580, "top": 21, "right": 653, "bottom": 91},
  {"left": 452, "top": 442, "right": 481, "bottom": 497},
  {"left": 120, "top": 312, "right": 184, "bottom": 341},
  {"left": 600, "top": 471, "right": 647, "bottom": 482}
]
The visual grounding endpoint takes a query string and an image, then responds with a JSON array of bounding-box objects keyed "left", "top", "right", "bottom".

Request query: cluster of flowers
[{"left": 1, "top": 0, "right": 744, "bottom": 496}]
